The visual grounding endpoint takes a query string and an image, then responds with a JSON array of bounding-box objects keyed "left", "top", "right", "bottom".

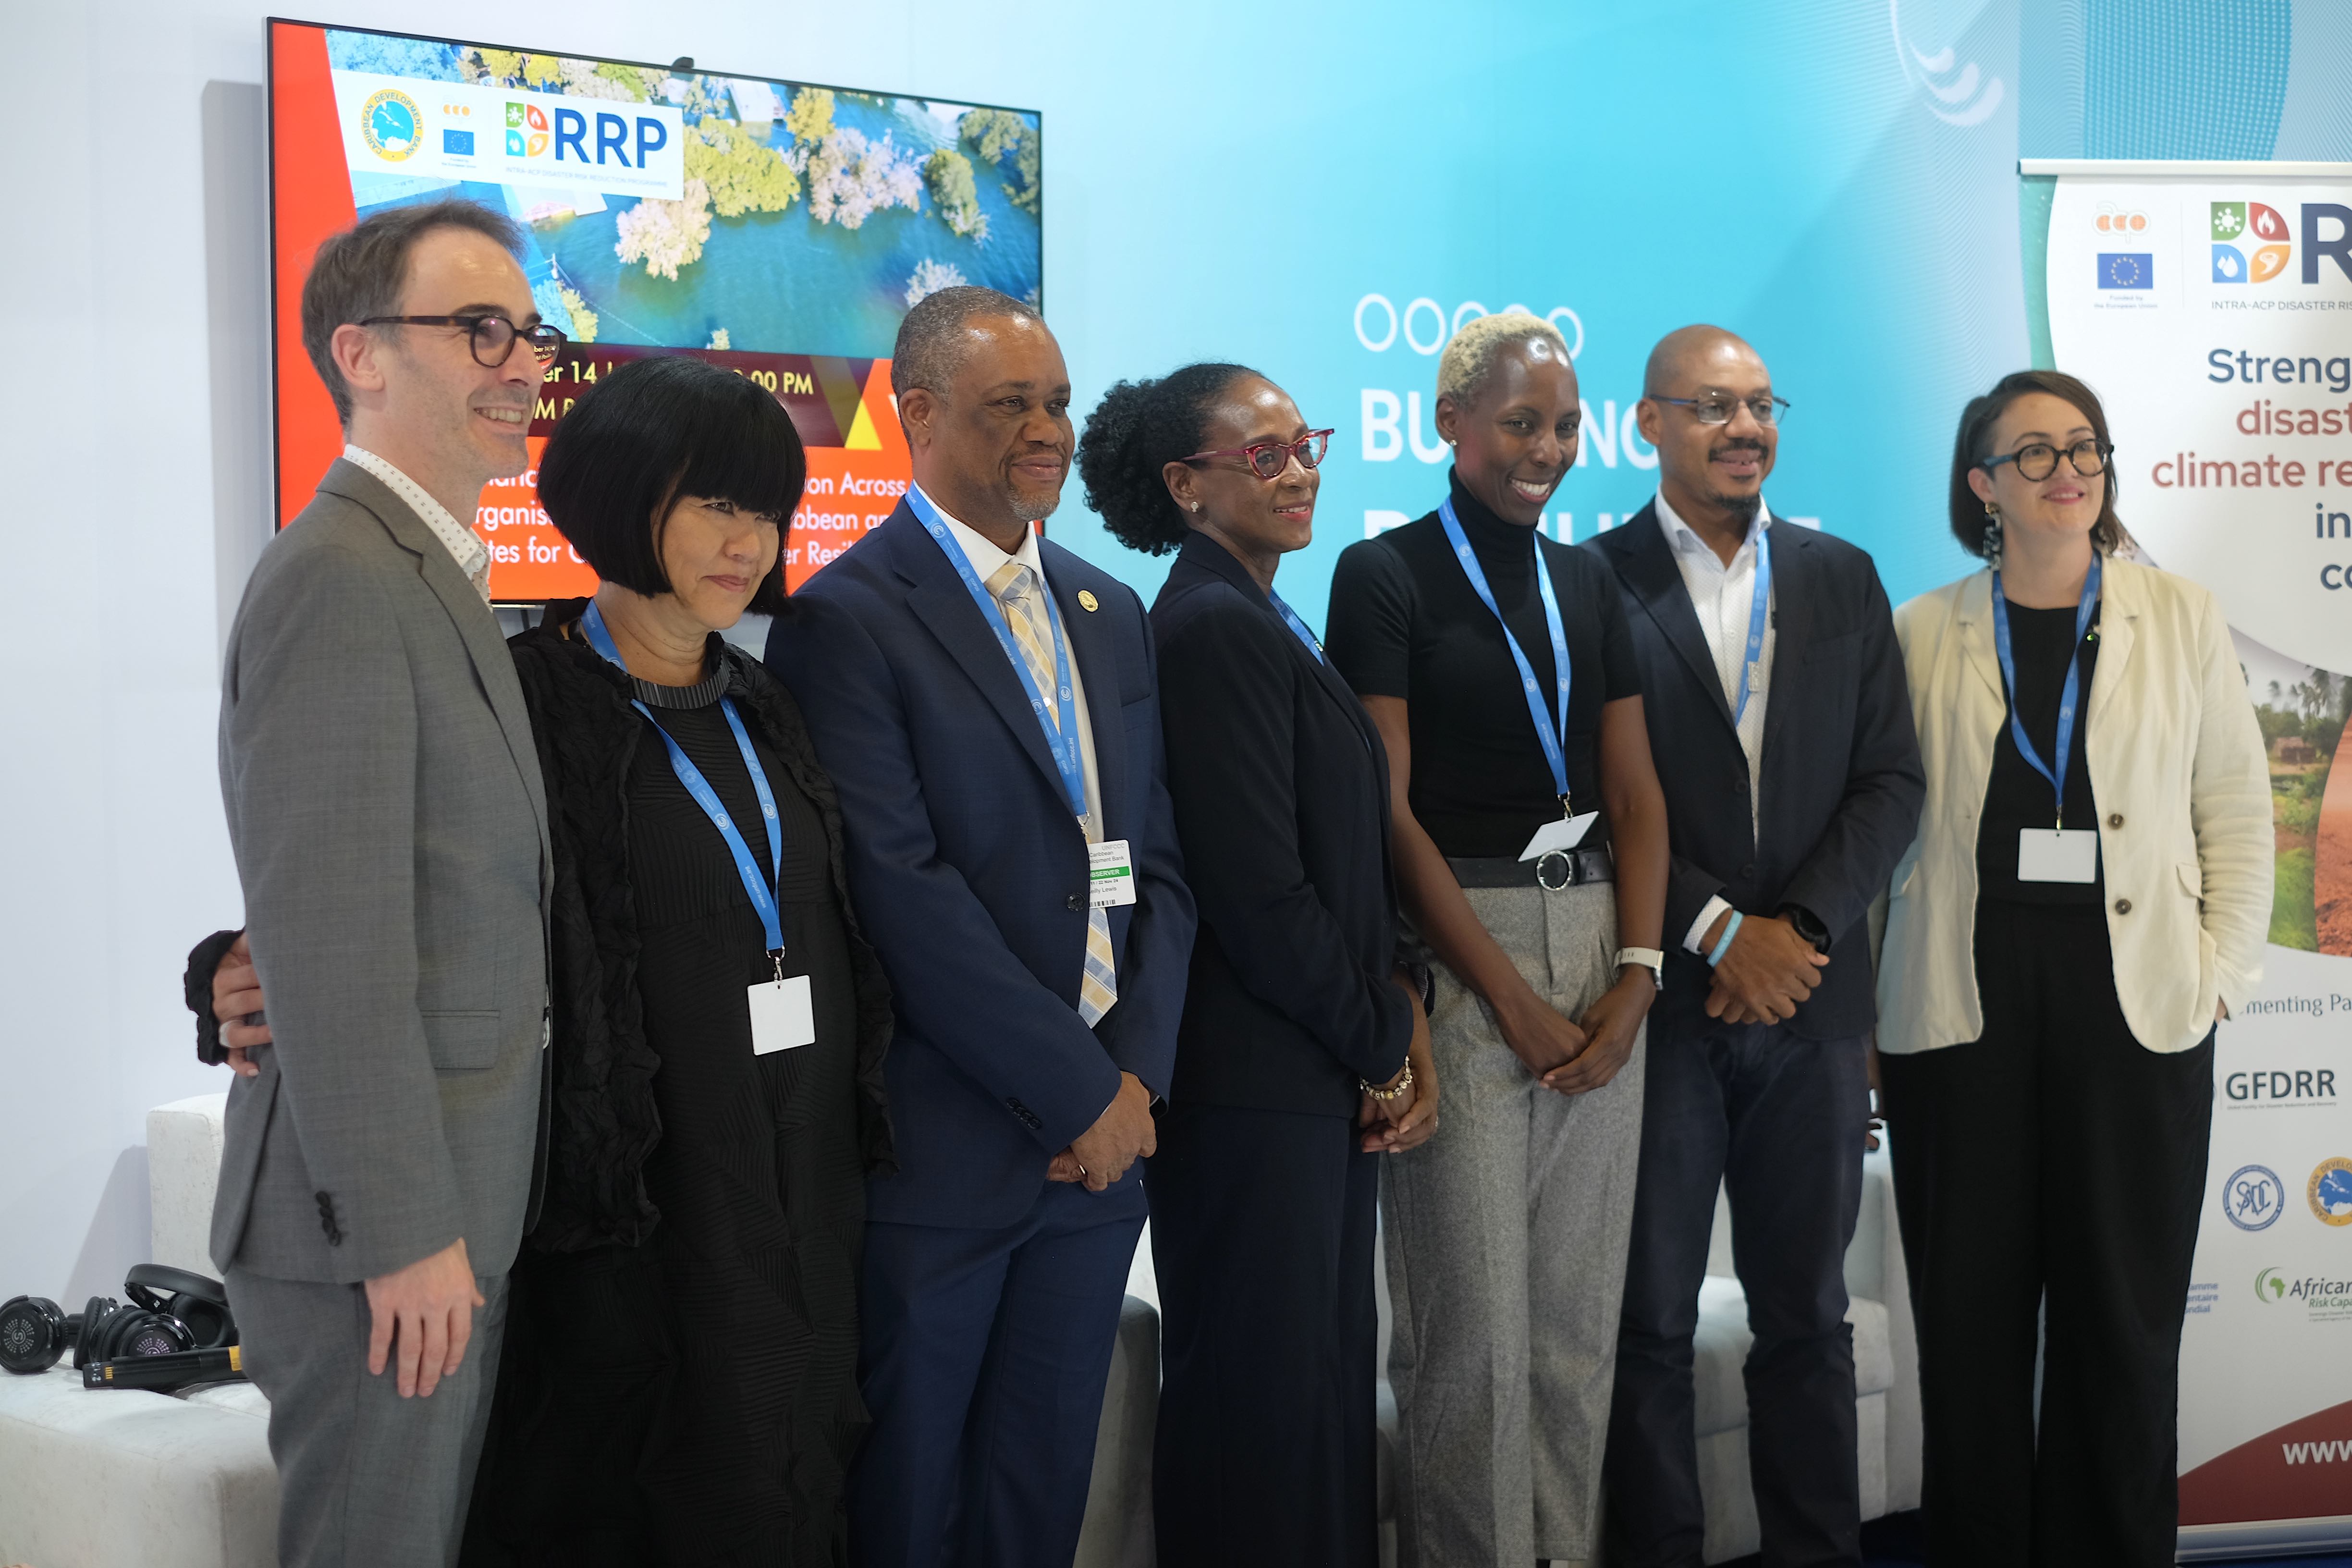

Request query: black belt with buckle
[{"left": 1447, "top": 844, "right": 1616, "bottom": 891}]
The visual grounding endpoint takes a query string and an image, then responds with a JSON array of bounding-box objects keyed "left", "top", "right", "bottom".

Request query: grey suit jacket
[{"left": 213, "top": 460, "right": 551, "bottom": 1285}]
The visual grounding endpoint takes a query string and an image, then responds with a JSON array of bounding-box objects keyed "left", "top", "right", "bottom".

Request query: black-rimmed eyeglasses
[
  {"left": 358, "top": 314, "right": 568, "bottom": 369},
  {"left": 1980, "top": 439, "right": 2111, "bottom": 482}
]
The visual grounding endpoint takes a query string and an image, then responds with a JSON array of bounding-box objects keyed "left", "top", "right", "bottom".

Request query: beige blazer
[{"left": 1876, "top": 555, "right": 2270, "bottom": 1055}]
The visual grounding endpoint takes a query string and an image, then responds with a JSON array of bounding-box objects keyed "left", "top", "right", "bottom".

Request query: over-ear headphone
[
  {"left": 0, "top": 1265, "right": 237, "bottom": 1376},
  {"left": 124, "top": 1265, "right": 236, "bottom": 1351}
]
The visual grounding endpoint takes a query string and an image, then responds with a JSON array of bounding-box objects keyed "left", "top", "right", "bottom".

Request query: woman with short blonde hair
[{"left": 1328, "top": 310, "right": 1671, "bottom": 1567}]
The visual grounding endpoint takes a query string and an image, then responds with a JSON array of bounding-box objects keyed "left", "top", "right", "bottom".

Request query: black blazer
[
  {"left": 1586, "top": 506, "right": 1924, "bottom": 1039},
  {"left": 1151, "top": 533, "right": 1413, "bottom": 1116}
]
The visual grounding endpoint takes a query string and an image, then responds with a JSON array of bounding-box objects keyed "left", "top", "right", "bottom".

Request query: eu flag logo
[
  {"left": 442, "top": 129, "right": 475, "bottom": 156},
  {"left": 2097, "top": 253, "right": 2153, "bottom": 290}
]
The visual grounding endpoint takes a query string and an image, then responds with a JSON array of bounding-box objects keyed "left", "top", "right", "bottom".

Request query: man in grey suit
[{"left": 211, "top": 198, "right": 555, "bottom": 1566}]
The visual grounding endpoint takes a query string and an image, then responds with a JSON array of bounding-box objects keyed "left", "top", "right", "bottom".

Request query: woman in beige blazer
[{"left": 1876, "top": 370, "right": 2270, "bottom": 1567}]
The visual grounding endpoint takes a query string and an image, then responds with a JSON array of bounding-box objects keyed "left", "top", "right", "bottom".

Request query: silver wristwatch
[{"left": 1615, "top": 946, "right": 1665, "bottom": 988}]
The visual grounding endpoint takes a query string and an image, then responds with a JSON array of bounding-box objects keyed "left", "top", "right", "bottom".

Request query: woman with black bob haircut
[
  {"left": 461, "top": 354, "right": 895, "bottom": 1566},
  {"left": 1078, "top": 364, "right": 1434, "bottom": 1566},
  {"left": 1877, "top": 368, "right": 2269, "bottom": 1563}
]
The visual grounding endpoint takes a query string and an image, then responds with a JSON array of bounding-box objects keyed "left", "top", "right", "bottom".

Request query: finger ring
[{"left": 1076, "top": 1164, "right": 1088, "bottom": 1176}]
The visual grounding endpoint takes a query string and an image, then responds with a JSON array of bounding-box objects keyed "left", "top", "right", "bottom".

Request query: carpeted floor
[{"left": 1706, "top": 1511, "right": 2352, "bottom": 1568}]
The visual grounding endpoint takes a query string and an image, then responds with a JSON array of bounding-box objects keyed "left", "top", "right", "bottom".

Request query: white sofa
[
  {"left": 0, "top": 1097, "right": 277, "bottom": 1568},
  {"left": 1108, "top": 1147, "right": 1921, "bottom": 1568},
  {"left": 0, "top": 1098, "right": 1916, "bottom": 1568},
  {"left": 0, "top": 1095, "right": 1165, "bottom": 1568},
  {"left": 1689, "top": 1149, "right": 1922, "bottom": 1562}
]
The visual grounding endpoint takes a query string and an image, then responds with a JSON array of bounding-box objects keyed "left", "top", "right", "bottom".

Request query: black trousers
[
  {"left": 1146, "top": 1102, "right": 1380, "bottom": 1568},
  {"left": 1604, "top": 994, "right": 1871, "bottom": 1568},
  {"left": 1878, "top": 900, "right": 2213, "bottom": 1568}
]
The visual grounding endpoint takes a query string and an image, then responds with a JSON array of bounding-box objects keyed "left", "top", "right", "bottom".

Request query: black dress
[{"left": 463, "top": 608, "right": 893, "bottom": 1568}]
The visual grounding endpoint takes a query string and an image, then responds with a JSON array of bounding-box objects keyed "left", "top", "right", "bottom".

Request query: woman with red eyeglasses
[{"left": 1078, "top": 363, "right": 1435, "bottom": 1567}]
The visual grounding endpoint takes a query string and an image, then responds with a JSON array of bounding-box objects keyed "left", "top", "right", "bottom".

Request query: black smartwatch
[{"left": 1779, "top": 904, "right": 1832, "bottom": 955}]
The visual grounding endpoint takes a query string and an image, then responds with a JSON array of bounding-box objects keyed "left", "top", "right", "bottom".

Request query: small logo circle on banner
[
  {"left": 2308, "top": 1157, "right": 2352, "bottom": 1227},
  {"left": 2225, "top": 1164, "right": 2288, "bottom": 1232},
  {"left": 361, "top": 88, "right": 423, "bottom": 163}
]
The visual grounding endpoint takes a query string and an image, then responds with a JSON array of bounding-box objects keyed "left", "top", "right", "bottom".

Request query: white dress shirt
[
  {"left": 343, "top": 444, "right": 493, "bottom": 605},
  {"left": 1655, "top": 490, "right": 1776, "bottom": 953},
  {"left": 919, "top": 485, "right": 1105, "bottom": 839}
]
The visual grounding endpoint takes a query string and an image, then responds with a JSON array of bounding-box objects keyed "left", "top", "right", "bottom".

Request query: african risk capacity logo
[
  {"left": 2213, "top": 200, "right": 2293, "bottom": 284},
  {"left": 359, "top": 87, "right": 421, "bottom": 162}
]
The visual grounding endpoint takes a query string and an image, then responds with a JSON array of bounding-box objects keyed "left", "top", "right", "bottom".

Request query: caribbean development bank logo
[
  {"left": 359, "top": 87, "right": 421, "bottom": 162},
  {"left": 2213, "top": 200, "right": 2293, "bottom": 283},
  {"left": 506, "top": 101, "right": 550, "bottom": 159},
  {"left": 2311, "top": 1157, "right": 2352, "bottom": 1225},
  {"left": 2225, "top": 1164, "right": 2288, "bottom": 1231}
]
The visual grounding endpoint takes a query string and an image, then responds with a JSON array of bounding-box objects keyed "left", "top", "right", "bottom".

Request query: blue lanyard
[
  {"left": 1265, "top": 587, "right": 1324, "bottom": 662},
  {"left": 580, "top": 601, "right": 786, "bottom": 956},
  {"left": 1438, "top": 498, "right": 1572, "bottom": 813},
  {"left": 1735, "top": 526, "right": 1772, "bottom": 726},
  {"left": 1988, "top": 554, "right": 2102, "bottom": 829},
  {"left": 906, "top": 485, "right": 1088, "bottom": 821}
]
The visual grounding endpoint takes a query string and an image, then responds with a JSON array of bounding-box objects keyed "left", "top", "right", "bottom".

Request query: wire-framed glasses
[
  {"left": 1649, "top": 393, "right": 1791, "bottom": 427},
  {"left": 1181, "top": 429, "right": 1334, "bottom": 479},
  {"left": 358, "top": 314, "right": 569, "bottom": 368},
  {"left": 1980, "top": 439, "right": 2110, "bottom": 482}
]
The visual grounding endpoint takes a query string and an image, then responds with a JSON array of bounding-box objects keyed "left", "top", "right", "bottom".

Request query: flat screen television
[{"left": 267, "top": 18, "right": 1043, "bottom": 600}]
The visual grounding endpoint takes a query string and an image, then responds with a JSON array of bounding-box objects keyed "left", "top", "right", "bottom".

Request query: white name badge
[
  {"left": 1518, "top": 812, "right": 1600, "bottom": 863},
  {"left": 747, "top": 974, "right": 816, "bottom": 1055},
  {"left": 2018, "top": 828, "right": 2099, "bottom": 884},
  {"left": 1089, "top": 839, "right": 1139, "bottom": 909}
]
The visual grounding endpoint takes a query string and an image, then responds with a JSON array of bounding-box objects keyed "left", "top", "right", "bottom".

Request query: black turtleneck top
[{"left": 1326, "top": 470, "right": 1641, "bottom": 859}]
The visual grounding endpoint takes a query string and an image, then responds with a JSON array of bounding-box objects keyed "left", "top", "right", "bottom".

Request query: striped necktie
[{"left": 988, "top": 559, "right": 1118, "bottom": 1026}]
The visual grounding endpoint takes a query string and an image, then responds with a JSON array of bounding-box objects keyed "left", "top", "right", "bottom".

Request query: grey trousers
[
  {"left": 1383, "top": 881, "right": 1647, "bottom": 1568},
  {"left": 226, "top": 1265, "right": 509, "bottom": 1568}
]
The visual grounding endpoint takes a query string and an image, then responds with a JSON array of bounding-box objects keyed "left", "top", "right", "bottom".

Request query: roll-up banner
[{"left": 2033, "top": 158, "right": 2352, "bottom": 1560}]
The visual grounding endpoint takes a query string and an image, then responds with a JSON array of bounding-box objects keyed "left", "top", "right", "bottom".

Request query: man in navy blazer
[{"left": 765, "top": 287, "right": 1192, "bottom": 1567}]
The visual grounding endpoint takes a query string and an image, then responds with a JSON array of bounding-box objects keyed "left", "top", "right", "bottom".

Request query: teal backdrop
[
  {"left": 11, "top": 0, "right": 2352, "bottom": 1352},
  {"left": 1027, "top": 0, "right": 2352, "bottom": 632}
]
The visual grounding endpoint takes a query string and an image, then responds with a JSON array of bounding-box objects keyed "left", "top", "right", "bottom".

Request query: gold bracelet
[{"left": 1362, "top": 1063, "right": 1414, "bottom": 1102}]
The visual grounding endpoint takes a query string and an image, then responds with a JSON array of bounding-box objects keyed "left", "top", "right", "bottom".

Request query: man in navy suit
[
  {"left": 1591, "top": 327, "right": 1922, "bottom": 1568},
  {"left": 765, "top": 287, "right": 1193, "bottom": 1567}
]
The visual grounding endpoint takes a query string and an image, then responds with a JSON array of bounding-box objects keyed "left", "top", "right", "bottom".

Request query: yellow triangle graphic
[{"left": 845, "top": 398, "right": 882, "bottom": 450}]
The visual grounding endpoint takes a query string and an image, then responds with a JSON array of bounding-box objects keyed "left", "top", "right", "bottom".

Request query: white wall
[{"left": 0, "top": 0, "right": 1075, "bottom": 1302}]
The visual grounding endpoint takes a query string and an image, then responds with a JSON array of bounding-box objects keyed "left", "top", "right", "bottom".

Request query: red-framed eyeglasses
[{"left": 1181, "top": 429, "right": 1334, "bottom": 480}]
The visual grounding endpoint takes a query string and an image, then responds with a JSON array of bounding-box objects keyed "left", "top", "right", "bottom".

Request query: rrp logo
[
  {"left": 506, "top": 101, "right": 550, "bottom": 159},
  {"left": 2213, "top": 201, "right": 2292, "bottom": 283},
  {"left": 497, "top": 97, "right": 671, "bottom": 170}
]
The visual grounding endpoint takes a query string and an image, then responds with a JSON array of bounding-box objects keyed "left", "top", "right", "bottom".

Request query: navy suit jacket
[
  {"left": 765, "top": 503, "right": 1194, "bottom": 1228},
  {"left": 1585, "top": 505, "right": 1923, "bottom": 1040}
]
